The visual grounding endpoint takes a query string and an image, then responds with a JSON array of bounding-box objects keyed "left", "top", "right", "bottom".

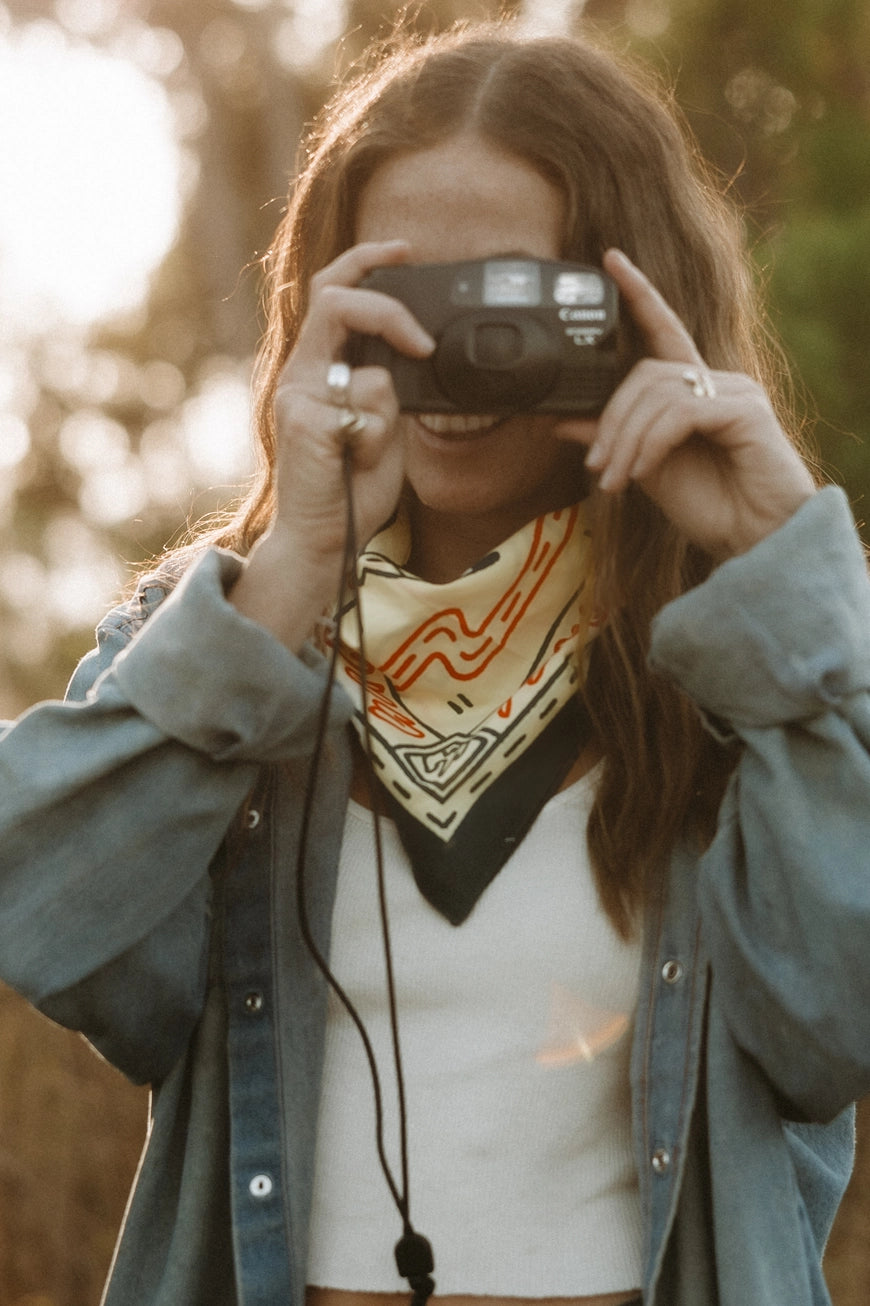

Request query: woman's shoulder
[
  {"left": 66, "top": 547, "right": 209, "bottom": 702},
  {"left": 106, "top": 539, "right": 226, "bottom": 636}
]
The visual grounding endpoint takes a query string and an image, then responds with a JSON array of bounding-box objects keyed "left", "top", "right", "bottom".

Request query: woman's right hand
[{"left": 229, "top": 240, "right": 435, "bottom": 650}]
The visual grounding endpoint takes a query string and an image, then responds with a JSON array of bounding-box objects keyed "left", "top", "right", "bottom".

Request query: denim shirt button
[
  {"left": 249, "top": 1173, "right": 274, "bottom": 1198},
  {"left": 246, "top": 808, "right": 261, "bottom": 830},
  {"left": 661, "top": 959, "right": 684, "bottom": 984},
  {"left": 244, "top": 991, "right": 264, "bottom": 1014},
  {"left": 651, "top": 1147, "right": 672, "bottom": 1175}
]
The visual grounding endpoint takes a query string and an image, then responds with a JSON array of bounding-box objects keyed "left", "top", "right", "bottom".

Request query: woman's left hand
[{"left": 555, "top": 248, "right": 817, "bottom": 559}]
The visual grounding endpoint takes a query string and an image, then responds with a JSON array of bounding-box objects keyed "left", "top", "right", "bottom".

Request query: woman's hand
[
  {"left": 230, "top": 240, "right": 434, "bottom": 649},
  {"left": 555, "top": 248, "right": 816, "bottom": 559}
]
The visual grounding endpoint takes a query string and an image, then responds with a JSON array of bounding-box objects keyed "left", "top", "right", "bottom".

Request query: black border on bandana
[{"left": 382, "top": 696, "right": 592, "bottom": 924}]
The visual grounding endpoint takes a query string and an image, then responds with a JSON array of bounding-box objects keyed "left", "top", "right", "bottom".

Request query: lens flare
[{"left": 536, "top": 981, "right": 630, "bottom": 1067}]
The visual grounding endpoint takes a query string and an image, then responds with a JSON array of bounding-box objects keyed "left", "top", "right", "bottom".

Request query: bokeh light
[{"left": 0, "top": 19, "right": 183, "bottom": 332}]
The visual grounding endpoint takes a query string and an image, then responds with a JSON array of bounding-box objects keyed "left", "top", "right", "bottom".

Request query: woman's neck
[
  {"left": 403, "top": 483, "right": 590, "bottom": 584},
  {"left": 403, "top": 502, "right": 526, "bottom": 583}
]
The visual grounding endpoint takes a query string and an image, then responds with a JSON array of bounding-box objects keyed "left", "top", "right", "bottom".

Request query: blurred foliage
[
  {"left": 623, "top": 0, "right": 870, "bottom": 507},
  {"left": 0, "top": 2, "right": 869, "bottom": 1299}
]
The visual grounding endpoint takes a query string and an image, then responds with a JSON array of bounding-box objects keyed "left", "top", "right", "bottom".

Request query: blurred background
[{"left": 0, "top": 0, "right": 868, "bottom": 1302}]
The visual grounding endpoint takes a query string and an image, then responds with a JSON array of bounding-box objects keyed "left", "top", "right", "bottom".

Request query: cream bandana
[{"left": 332, "top": 501, "right": 600, "bottom": 924}]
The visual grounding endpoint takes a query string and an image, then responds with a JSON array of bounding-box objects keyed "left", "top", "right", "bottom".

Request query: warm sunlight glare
[
  {"left": 536, "top": 983, "right": 630, "bottom": 1067},
  {"left": 519, "top": 0, "right": 579, "bottom": 34},
  {"left": 0, "top": 19, "right": 182, "bottom": 332}
]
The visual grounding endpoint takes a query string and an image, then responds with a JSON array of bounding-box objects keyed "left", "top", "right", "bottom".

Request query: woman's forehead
[{"left": 354, "top": 135, "right": 565, "bottom": 264}]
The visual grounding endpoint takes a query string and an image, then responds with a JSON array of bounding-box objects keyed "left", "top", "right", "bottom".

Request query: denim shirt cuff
[
  {"left": 648, "top": 487, "right": 870, "bottom": 727},
  {"left": 111, "top": 547, "right": 353, "bottom": 760}
]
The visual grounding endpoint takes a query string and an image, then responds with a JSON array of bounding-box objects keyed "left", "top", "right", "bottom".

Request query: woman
[{"left": 2, "top": 22, "right": 870, "bottom": 1306}]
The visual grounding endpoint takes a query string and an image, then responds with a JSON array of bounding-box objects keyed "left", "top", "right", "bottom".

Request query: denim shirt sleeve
[
  {"left": 0, "top": 547, "right": 352, "bottom": 1082},
  {"left": 649, "top": 486, "right": 870, "bottom": 1122}
]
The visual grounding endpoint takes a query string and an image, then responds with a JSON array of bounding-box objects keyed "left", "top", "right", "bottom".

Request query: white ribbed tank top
[{"left": 306, "top": 767, "right": 643, "bottom": 1296}]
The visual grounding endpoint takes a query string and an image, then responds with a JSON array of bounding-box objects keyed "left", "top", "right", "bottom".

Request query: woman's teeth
[{"left": 416, "top": 413, "right": 500, "bottom": 436}]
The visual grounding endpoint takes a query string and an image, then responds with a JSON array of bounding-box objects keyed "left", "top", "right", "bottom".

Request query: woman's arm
[
  {"left": 555, "top": 253, "right": 870, "bottom": 1119},
  {"left": 0, "top": 239, "right": 429, "bottom": 1080},
  {"left": 0, "top": 548, "right": 352, "bottom": 1080},
  {"left": 229, "top": 239, "right": 434, "bottom": 649},
  {"left": 650, "top": 487, "right": 870, "bottom": 1122}
]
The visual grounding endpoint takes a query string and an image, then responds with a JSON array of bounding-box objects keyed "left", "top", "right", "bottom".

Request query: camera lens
[
  {"left": 434, "top": 314, "right": 559, "bottom": 410},
  {"left": 472, "top": 324, "right": 524, "bottom": 367}
]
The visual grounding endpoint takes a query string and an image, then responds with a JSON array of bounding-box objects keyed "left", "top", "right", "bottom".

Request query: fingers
[
  {"left": 301, "top": 284, "right": 436, "bottom": 363},
  {"left": 603, "top": 248, "right": 703, "bottom": 367},
  {"left": 275, "top": 360, "right": 399, "bottom": 458},
  {"left": 592, "top": 369, "right": 739, "bottom": 493},
  {"left": 555, "top": 252, "right": 721, "bottom": 492},
  {"left": 310, "top": 238, "right": 412, "bottom": 290},
  {"left": 292, "top": 240, "right": 435, "bottom": 370},
  {"left": 274, "top": 238, "right": 434, "bottom": 501},
  {"left": 579, "top": 360, "right": 736, "bottom": 492}
]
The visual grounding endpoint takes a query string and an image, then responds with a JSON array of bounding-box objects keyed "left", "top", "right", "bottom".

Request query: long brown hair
[{"left": 196, "top": 21, "right": 811, "bottom": 934}]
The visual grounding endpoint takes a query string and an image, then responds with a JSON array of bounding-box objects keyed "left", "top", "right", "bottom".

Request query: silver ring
[
  {"left": 682, "top": 367, "right": 717, "bottom": 399},
  {"left": 336, "top": 407, "right": 368, "bottom": 440},
  {"left": 326, "top": 360, "right": 352, "bottom": 407}
]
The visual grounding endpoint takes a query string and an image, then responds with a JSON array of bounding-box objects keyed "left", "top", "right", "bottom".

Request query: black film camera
[{"left": 350, "top": 257, "right": 630, "bottom": 416}]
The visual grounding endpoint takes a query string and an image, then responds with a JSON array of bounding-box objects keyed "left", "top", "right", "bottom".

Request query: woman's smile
[{"left": 412, "top": 412, "right": 502, "bottom": 438}]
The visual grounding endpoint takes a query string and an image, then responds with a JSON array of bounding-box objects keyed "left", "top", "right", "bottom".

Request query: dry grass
[{"left": 0, "top": 986, "right": 147, "bottom": 1306}]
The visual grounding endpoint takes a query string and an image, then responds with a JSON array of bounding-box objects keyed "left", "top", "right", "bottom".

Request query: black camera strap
[{"left": 295, "top": 445, "right": 435, "bottom": 1306}]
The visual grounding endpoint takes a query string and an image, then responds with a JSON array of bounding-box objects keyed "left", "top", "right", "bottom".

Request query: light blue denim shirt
[{"left": 2, "top": 486, "right": 870, "bottom": 1306}]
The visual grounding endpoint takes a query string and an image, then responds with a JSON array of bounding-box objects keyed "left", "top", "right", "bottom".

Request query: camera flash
[{"left": 554, "top": 272, "right": 605, "bottom": 306}]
